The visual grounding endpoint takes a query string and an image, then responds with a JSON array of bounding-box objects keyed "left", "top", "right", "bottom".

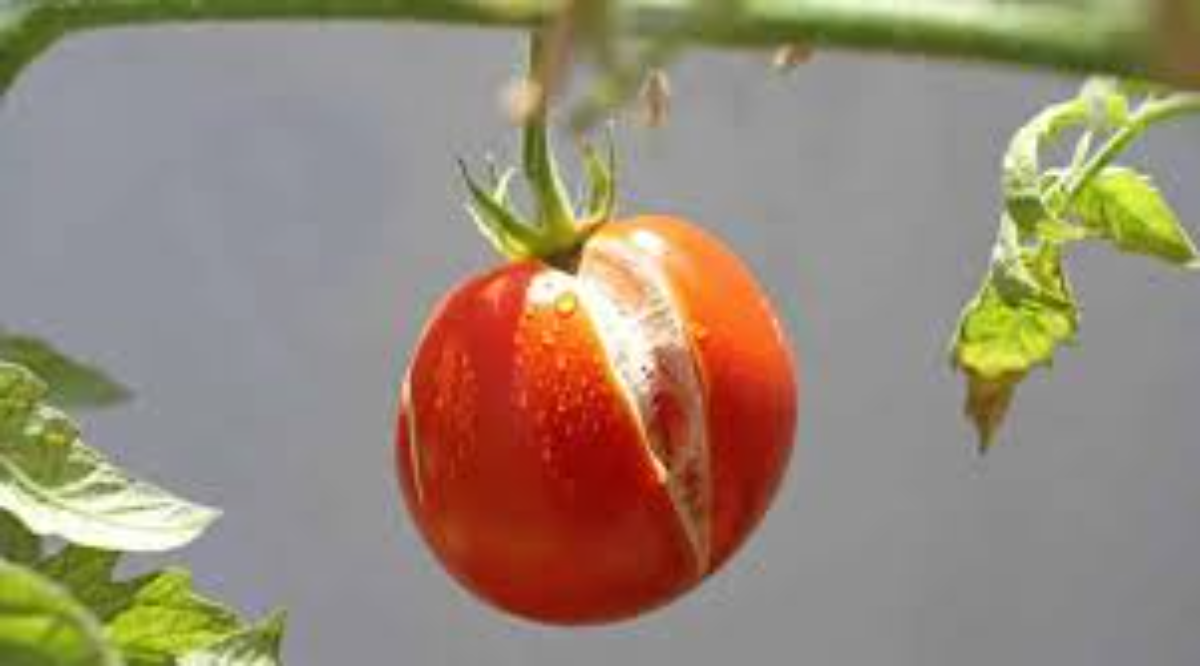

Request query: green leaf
[
  {"left": 955, "top": 245, "right": 1078, "bottom": 378},
  {"left": 0, "top": 560, "right": 122, "bottom": 666},
  {"left": 104, "top": 569, "right": 242, "bottom": 666},
  {"left": 37, "top": 547, "right": 241, "bottom": 665},
  {"left": 580, "top": 130, "right": 617, "bottom": 225},
  {"left": 0, "top": 362, "right": 219, "bottom": 552},
  {"left": 0, "top": 333, "right": 130, "bottom": 410},
  {"left": 179, "top": 612, "right": 287, "bottom": 666},
  {"left": 36, "top": 548, "right": 142, "bottom": 622},
  {"left": 1073, "top": 167, "right": 1199, "bottom": 267},
  {"left": 953, "top": 239, "right": 1079, "bottom": 451},
  {"left": 0, "top": 511, "right": 40, "bottom": 565},
  {"left": 35, "top": 546, "right": 272, "bottom": 666}
]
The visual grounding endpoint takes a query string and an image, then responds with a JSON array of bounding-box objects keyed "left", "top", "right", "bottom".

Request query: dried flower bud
[
  {"left": 772, "top": 43, "right": 814, "bottom": 72},
  {"left": 501, "top": 77, "right": 546, "bottom": 125},
  {"left": 640, "top": 69, "right": 671, "bottom": 129}
]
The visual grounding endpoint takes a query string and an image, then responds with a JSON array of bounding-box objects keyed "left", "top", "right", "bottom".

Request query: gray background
[{"left": 0, "top": 24, "right": 1198, "bottom": 666}]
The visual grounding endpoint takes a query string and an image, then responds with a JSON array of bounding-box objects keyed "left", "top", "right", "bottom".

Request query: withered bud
[
  {"left": 772, "top": 43, "right": 814, "bottom": 72},
  {"left": 640, "top": 69, "right": 671, "bottom": 129},
  {"left": 501, "top": 77, "right": 546, "bottom": 125}
]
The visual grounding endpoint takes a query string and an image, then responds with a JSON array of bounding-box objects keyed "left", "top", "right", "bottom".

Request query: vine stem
[
  {"left": 1062, "top": 93, "right": 1200, "bottom": 206},
  {"left": 0, "top": 0, "right": 1195, "bottom": 99},
  {"left": 520, "top": 29, "right": 582, "bottom": 250}
]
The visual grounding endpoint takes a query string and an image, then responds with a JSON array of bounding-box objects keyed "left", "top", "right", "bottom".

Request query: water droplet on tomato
[
  {"left": 555, "top": 293, "right": 578, "bottom": 318},
  {"left": 692, "top": 324, "right": 710, "bottom": 343}
]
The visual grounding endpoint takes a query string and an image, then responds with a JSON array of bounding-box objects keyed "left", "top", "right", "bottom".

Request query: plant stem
[
  {"left": 0, "top": 0, "right": 1191, "bottom": 98},
  {"left": 520, "top": 30, "right": 582, "bottom": 249},
  {"left": 1063, "top": 93, "right": 1200, "bottom": 205}
]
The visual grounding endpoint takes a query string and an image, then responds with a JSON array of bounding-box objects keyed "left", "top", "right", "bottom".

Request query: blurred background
[{"left": 0, "top": 24, "right": 1197, "bottom": 666}]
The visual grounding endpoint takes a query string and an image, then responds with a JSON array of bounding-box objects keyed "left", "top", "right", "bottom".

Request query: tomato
[{"left": 395, "top": 215, "right": 797, "bottom": 624}]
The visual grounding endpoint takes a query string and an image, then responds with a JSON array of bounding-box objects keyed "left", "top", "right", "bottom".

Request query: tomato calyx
[
  {"left": 459, "top": 117, "right": 616, "bottom": 268},
  {"left": 458, "top": 36, "right": 617, "bottom": 268}
]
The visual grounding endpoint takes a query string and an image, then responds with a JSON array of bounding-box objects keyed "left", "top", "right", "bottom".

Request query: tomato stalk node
[{"left": 459, "top": 32, "right": 618, "bottom": 266}]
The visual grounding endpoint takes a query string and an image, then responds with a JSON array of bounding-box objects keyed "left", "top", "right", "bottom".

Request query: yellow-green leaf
[
  {"left": 1074, "top": 167, "right": 1199, "bottom": 267},
  {"left": 952, "top": 241, "right": 1078, "bottom": 449}
]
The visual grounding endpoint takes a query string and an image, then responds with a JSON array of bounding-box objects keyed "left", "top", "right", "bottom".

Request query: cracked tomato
[{"left": 396, "top": 215, "right": 797, "bottom": 624}]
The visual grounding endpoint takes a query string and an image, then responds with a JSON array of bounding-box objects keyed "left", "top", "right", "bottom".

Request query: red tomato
[{"left": 395, "top": 215, "right": 797, "bottom": 624}]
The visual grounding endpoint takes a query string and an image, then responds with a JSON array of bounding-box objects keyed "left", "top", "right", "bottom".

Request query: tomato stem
[
  {"left": 459, "top": 30, "right": 618, "bottom": 265},
  {"left": 522, "top": 32, "right": 581, "bottom": 253},
  {"left": 1058, "top": 92, "right": 1200, "bottom": 209}
]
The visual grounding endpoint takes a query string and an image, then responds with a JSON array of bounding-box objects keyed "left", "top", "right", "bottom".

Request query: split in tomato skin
[
  {"left": 598, "top": 217, "right": 798, "bottom": 571},
  {"left": 396, "top": 215, "right": 797, "bottom": 625}
]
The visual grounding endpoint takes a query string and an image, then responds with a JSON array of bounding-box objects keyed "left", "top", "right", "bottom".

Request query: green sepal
[
  {"left": 580, "top": 128, "right": 617, "bottom": 226},
  {"left": 459, "top": 159, "right": 542, "bottom": 260},
  {"left": 522, "top": 113, "right": 579, "bottom": 245},
  {"left": 486, "top": 160, "right": 516, "bottom": 208}
]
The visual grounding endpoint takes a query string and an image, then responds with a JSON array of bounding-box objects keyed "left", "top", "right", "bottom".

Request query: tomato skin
[{"left": 396, "top": 216, "right": 797, "bottom": 624}]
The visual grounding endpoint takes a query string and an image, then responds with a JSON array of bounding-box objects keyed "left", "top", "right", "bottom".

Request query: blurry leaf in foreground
[
  {"left": 180, "top": 612, "right": 287, "bottom": 666},
  {"left": 0, "top": 509, "right": 40, "bottom": 564},
  {"left": 36, "top": 546, "right": 288, "bottom": 666},
  {"left": 0, "top": 560, "right": 121, "bottom": 666},
  {"left": 0, "top": 333, "right": 130, "bottom": 409},
  {"left": 0, "top": 362, "right": 218, "bottom": 552}
]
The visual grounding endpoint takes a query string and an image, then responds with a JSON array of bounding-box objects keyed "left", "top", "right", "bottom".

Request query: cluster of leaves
[
  {"left": 951, "top": 78, "right": 1200, "bottom": 452},
  {"left": 0, "top": 333, "right": 286, "bottom": 665}
]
